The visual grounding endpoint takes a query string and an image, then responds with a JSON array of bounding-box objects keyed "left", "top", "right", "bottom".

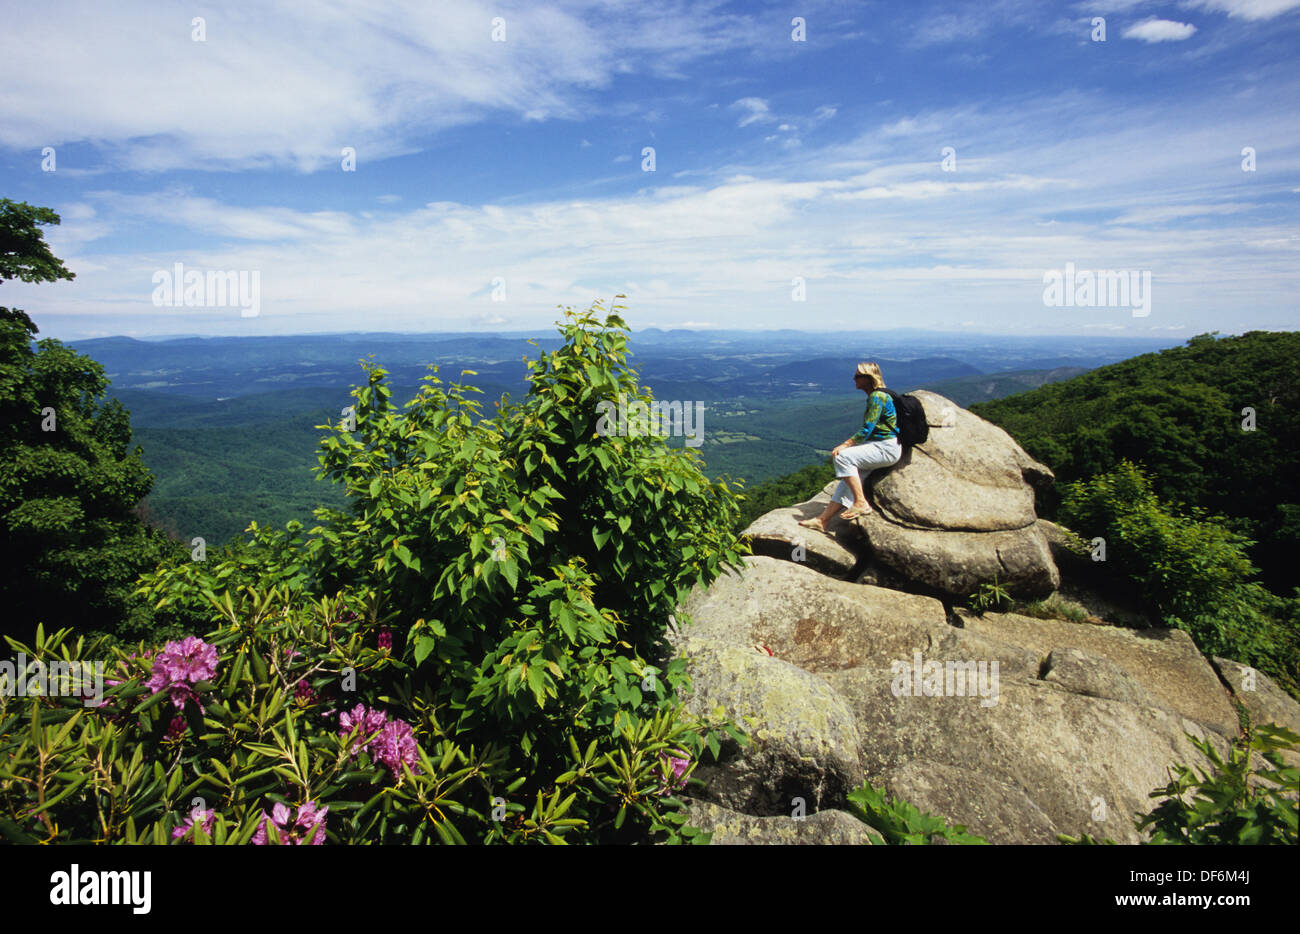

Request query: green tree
[
  {"left": 0, "top": 199, "right": 75, "bottom": 284},
  {"left": 0, "top": 199, "right": 177, "bottom": 641}
]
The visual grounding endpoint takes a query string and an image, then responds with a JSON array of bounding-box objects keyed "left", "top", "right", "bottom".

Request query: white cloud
[
  {"left": 1109, "top": 203, "right": 1250, "bottom": 224},
  {"left": 0, "top": 1, "right": 765, "bottom": 171},
  {"left": 733, "top": 97, "right": 773, "bottom": 128},
  {"left": 1123, "top": 17, "right": 1199, "bottom": 41},
  {"left": 1184, "top": 0, "right": 1300, "bottom": 20}
]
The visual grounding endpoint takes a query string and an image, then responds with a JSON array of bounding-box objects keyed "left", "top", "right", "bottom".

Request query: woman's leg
[
  {"left": 844, "top": 470, "right": 867, "bottom": 509},
  {"left": 806, "top": 439, "right": 901, "bottom": 529},
  {"left": 836, "top": 439, "right": 902, "bottom": 517},
  {"left": 833, "top": 448, "right": 870, "bottom": 511}
]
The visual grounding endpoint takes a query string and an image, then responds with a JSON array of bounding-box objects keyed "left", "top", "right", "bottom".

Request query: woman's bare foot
[{"left": 797, "top": 517, "right": 826, "bottom": 532}]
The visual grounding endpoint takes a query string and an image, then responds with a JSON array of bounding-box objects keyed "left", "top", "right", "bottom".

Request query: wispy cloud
[
  {"left": 1184, "top": 0, "right": 1300, "bottom": 20},
  {"left": 733, "top": 97, "right": 773, "bottom": 128}
]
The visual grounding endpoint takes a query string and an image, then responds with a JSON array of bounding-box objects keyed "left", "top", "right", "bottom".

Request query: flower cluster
[
  {"left": 146, "top": 637, "right": 219, "bottom": 710},
  {"left": 172, "top": 805, "right": 217, "bottom": 841},
  {"left": 252, "top": 801, "right": 329, "bottom": 845},
  {"left": 338, "top": 703, "right": 421, "bottom": 779}
]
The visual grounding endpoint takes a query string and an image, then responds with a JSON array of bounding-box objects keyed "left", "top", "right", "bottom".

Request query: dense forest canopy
[{"left": 971, "top": 331, "right": 1299, "bottom": 591}]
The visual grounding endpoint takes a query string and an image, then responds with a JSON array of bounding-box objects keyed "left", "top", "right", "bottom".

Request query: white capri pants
[{"left": 831, "top": 437, "right": 902, "bottom": 508}]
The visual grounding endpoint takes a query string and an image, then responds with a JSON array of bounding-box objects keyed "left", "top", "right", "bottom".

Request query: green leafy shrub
[
  {"left": 1058, "top": 460, "right": 1299, "bottom": 696},
  {"left": 846, "top": 781, "right": 988, "bottom": 844},
  {"left": 3, "top": 301, "right": 750, "bottom": 844},
  {"left": 1060, "top": 723, "right": 1299, "bottom": 845}
]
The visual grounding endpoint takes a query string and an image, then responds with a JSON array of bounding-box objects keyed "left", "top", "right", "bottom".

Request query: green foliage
[
  {"left": 0, "top": 200, "right": 180, "bottom": 643},
  {"left": 846, "top": 781, "right": 988, "bottom": 844},
  {"left": 1060, "top": 723, "right": 1300, "bottom": 845},
  {"left": 1014, "top": 594, "right": 1093, "bottom": 624},
  {"left": 116, "top": 300, "right": 750, "bottom": 843},
  {"left": 0, "top": 607, "right": 713, "bottom": 844},
  {"left": 1139, "top": 724, "right": 1299, "bottom": 844},
  {"left": 973, "top": 331, "right": 1300, "bottom": 592},
  {"left": 967, "top": 574, "right": 1014, "bottom": 615},
  {"left": 1058, "top": 460, "right": 1299, "bottom": 696}
]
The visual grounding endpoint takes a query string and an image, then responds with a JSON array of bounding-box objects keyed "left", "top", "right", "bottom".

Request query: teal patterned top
[{"left": 850, "top": 390, "right": 898, "bottom": 444}]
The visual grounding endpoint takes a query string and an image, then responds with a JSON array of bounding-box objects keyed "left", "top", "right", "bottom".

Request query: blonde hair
[{"left": 854, "top": 361, "right": 886, "bottom": 391}]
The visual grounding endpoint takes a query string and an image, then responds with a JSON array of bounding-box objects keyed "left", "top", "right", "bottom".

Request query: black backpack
[{"left": 881, "top": 388, "right": 930, "bottom": 447}]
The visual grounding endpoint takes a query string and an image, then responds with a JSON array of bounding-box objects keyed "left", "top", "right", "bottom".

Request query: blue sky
[{"left": 1, "top": 0, "right": 1297, "bottom": 339}]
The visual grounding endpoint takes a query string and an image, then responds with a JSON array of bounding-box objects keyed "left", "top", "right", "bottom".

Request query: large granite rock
[
  {"left": 671, "top": 637, "right": 864, "bottom": 815},
  {"left": 877, "top": 758, "right": 1059, "bottom": 844},
  {"left": 856, "top": 511, "right": 1060, "bottom": 600},
  {"left": 1213, "top": 657, "right": 1300, "bottom": 734},
  {"left": 676, "top": 556, "right": 950, "bottom": 673},
  {"left": 824, "top": 665, "right": 1229, "bottom": 844},
  {"left": 672, "top": 557, "right": 1241, "bottom": 845},
  {"left": 684, "top": 800, "right": 883, "bottom": 845},
  {"left": 741, "top": 489, "right": 859, "bottom": 577},
  {"left": 1212, "top": 656, "right": 1300, "bottom": 769},
  {"left": 955, "top": 608, "right": 1239, "bottom": 738}
]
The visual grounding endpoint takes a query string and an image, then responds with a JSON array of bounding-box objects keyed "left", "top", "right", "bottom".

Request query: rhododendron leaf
[
  {"left": 132, "top": 687, "right": 170, "bottom": 714},
  {"left": 230, "top": 650, "right": 250, "bottom": 690}
]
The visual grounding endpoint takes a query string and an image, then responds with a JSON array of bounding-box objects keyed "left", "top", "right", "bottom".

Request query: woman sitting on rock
[{"left": 799, "top": 361, "right": 901, "bottom": 530}]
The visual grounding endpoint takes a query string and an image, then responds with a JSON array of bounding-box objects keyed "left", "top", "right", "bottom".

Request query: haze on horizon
[{"left": 1, "top": 0, "right": 1298, "bottom": 342}]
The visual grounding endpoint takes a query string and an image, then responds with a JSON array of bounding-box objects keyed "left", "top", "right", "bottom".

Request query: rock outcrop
[
  {"left": 677, "top": 392, "right": 1300, "bottom": 844},
  {"left": 672, "top": 556, "right": 1300, "bottom": 844}
]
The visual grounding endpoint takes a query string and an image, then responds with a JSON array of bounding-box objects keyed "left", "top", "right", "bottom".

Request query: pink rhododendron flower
[
  {"left": 337, "top": 703, "right": 388, "bottom": 753},
  {"left": 173, "top": 805, "right": 217, "bottom": 841},
  {"left": 337, "top": 704, "right": 421, "bottom": 779},
  {"left": 252, "top": 800, "right": 329, "bottom": 845},
  {"left": 147, "top": 637, "right": 219, "bottom": 709},
  {"left": 371, "top": 718, "right": 421, "bottom": 778},
  {"left": 377, "top": 628, "right": 393, "bottom": 651}
]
